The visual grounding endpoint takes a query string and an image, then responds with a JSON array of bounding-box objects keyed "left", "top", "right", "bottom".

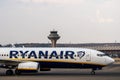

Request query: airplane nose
[
  {"left": 107, "top": 58, "right": 115, "bottom": 65},
  {"left": 110, "top": 58, "right": 115, "bottom": 63}
]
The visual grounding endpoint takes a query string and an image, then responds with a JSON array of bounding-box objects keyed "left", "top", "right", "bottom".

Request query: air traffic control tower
[{"left": 48, "top": 31, "right": 60, "bottom": 47}]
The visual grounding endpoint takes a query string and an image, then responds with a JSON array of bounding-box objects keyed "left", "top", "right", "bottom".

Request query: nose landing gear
[
  {"left": 91, "top": 69, "right": 95, "bottom": 75},
  {"left": 90, "top": 67, "right": 102, "bottom": 75}
]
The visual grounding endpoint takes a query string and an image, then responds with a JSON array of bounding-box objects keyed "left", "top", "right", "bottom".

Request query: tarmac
[{"left": 0, "top": 64, "right": 120, "bottom": 80}]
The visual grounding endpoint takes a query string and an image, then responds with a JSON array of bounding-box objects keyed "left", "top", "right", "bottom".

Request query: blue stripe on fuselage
[{"left": 39, "top": 61, "right": 104, "bottom": 69}]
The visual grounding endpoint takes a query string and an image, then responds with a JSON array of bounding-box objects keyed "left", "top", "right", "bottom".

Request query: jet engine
[{"left": 15, "top": 62, "right": 39, "bottom": 74}]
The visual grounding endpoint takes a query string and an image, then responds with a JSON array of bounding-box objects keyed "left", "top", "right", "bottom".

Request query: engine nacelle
[{"left": 17, "top": 62, "right": 39, "bottom": 72}]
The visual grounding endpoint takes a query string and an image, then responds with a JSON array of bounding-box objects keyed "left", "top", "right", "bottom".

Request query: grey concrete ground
[{"left": 0, "top": 64, "right": 120, "bottom": 80}]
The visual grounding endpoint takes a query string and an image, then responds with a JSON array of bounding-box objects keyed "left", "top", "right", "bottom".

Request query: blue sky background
[{"left": 0, "top": 0, "right": 120, "bottom": 44}]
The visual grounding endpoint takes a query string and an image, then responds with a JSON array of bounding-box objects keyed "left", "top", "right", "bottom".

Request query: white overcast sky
[{"left": 0, "top": 0, "right": 120, "bottom": 44}]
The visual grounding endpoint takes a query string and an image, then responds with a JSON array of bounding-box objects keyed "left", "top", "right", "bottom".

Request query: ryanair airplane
[{"left": 0, "top": 48, "right": 114, "bottom": 75}]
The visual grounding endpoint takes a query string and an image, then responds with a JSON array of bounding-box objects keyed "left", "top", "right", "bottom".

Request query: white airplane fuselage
[{"left": 0, "top": 48, "right": 114, "bottom": 75}]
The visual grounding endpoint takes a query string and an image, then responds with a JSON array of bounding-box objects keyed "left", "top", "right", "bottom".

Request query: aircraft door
[{"left": 86, "top": 51, "right": 91, "bottom": 61}]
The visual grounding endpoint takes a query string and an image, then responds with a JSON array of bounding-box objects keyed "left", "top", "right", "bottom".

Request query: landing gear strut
[
  {"left": 91, "top": 69, "right": 96, "bottom": 75},
  {"left": 15, "top": 69, "right": 21, "bottom": 75},
  {"left": 6, "top": 70, "right": 13, "bottom": 75}
]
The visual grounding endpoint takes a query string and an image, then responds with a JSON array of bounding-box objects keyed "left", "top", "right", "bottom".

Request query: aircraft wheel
[
  {"left": 91, "top": 71, "right": 95, "bottom": 75},
  {"left": 6, "top": 70, "right": 13, "bottom": 75},
  {"left": 15, "top": 69, "right": 21, "bottom": 75}
]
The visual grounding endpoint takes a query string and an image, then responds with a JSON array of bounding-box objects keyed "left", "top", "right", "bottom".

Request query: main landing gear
[
  {"left": 6, "top": 70, "right": 13, "bottom": 75},
  {"left": 6, "top": 69, "right": 21, "bottom": 75}
]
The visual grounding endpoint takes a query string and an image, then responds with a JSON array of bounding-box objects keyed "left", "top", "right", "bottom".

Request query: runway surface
[{"left": 0, "top": 64, "right": 120, "bottom": 80}]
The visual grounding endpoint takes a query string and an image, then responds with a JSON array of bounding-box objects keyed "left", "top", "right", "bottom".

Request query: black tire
[
  {"left": 6, "top": 70, "right": 13, "bottom": 75},
  {"left": 15, "top": 69, "right": 21, "bottom": 75}
]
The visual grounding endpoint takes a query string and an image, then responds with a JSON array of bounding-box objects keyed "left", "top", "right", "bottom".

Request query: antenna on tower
[{"left": 11, "top": 44, "right": 16, "bottom": 48}]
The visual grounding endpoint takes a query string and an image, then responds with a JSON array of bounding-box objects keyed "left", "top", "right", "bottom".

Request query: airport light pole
[{"left": 48, "top": 31, "right": 60, "bottom": 47}]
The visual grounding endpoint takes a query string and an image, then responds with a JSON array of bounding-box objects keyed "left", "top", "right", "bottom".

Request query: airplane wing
[{"left": 0, "top": 60, "right": 21, "bottom": 68}]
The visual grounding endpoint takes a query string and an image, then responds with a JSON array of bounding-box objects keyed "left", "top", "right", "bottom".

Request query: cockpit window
[{"left": 97, "top": 54, "right": 107, "bottom": 57}]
